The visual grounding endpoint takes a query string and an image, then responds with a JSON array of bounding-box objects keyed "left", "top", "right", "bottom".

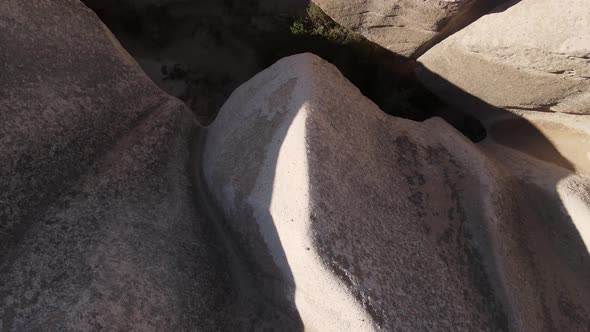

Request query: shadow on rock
[{"left": 202, "top": 53, "right": 590, "bottom": 330}]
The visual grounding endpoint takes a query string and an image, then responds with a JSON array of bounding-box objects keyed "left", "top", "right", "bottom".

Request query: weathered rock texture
[
  {"left": 204, "top": 53, "right": 590, "bottom": 330},
  {"left": 2, "top": 0, "right": 590, "bottom": 330},
  {"left": 418, "top": 0, "right": 590, "bottom": 114},
  {"left": 312, "top": 0, "right": 507, "bottom": 57},
  {"left": 0, "top": 0, "right": 298, "bottom": 330}
]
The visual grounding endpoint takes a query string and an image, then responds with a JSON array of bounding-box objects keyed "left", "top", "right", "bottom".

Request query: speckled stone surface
[
  {"left": 0, "top": 0, "right": 297, "bottom": 330},
  {"left": 204, "top": 53, "right": 590, "bottom": 331},
  {"left": 2, "top": 0, "right": 590, "bottom": 330}
]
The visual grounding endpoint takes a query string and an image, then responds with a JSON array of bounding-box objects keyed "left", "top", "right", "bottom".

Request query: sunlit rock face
[
  {"left": 78, "top": 0, "right": 309, "bottom": 124},
  {"left": 203, "top": 53, "right": 590, "bottom": 330},
  {"left": 417, "top": 0, "right": 590, "bottom": 115},
  {"left": 312, "top": 0, "right": 507, "bottom": 57}
]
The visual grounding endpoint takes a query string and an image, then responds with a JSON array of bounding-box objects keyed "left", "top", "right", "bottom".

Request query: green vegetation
[
  {"left": 254, "top": 3, "right": 435, "bottom": 121},
  {"left": 289, "top": 3, "right": 362, "bottom": 45}
]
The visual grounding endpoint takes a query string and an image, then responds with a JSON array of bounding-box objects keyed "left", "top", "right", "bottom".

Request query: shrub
[{"left": 289, "top": 3, "right": 362, "bottom": 45}]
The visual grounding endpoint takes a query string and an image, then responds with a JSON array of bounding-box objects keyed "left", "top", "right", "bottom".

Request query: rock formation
[
  {"left": 1, "top": 0, "right": 590, "bottom": 330},
  {"left": 0, "top": 0, "right": 291, "bottom": 329},
  {"left": 417, "top": 0, "right": 590, "bottom": 114},
  {"left": 204, "top": 53, "right": 590, "bottom": 330},
  {"left": 312, "top": 0, "right": 508, "bottom": 57}
]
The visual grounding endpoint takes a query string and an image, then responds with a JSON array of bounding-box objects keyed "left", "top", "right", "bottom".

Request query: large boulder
[
  {"left": 0, "top": 0, "right": 297, "bottom": 330},
  {"left": 203, "top": 53, "right": 590, "bottom": 330},
  {"left": 417, "top": 0, "right": 590, "bottom": 114},
  {"left": 312, "top": 0, "right": 507, "bottom": 57}
]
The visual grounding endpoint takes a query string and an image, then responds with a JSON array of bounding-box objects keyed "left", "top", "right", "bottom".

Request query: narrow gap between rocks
[{"left": 82, "top": 0, "right": 487, "bottom": 142}]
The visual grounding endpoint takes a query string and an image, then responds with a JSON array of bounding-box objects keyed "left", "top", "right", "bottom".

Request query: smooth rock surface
[
  {"left": 417, "top": 0, "right": 590, "bottom": 114},
  {"left": 204, "top": 53, "right": 590, "bottom": 330},
  {"left": 312, "top": 0, "right": 507, "bottom": 57},
  {"left": 80, "top": 0, "right": 308, "bottom": 124}
]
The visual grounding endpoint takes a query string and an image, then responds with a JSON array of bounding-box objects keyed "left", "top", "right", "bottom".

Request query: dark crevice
[
  {"left": 82, "top": 0, "right": 486, "bottom": 142},
  {"left": 504, "top": 104, "right": 559, "bottom": 113}
]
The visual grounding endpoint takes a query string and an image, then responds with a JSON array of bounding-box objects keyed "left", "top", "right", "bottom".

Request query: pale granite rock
[
  {"left": 418, "top": 0, "right": 590, "bottom": 114},
  {"left": 203, "top": 53, "right": 590, "bottom": 330}
]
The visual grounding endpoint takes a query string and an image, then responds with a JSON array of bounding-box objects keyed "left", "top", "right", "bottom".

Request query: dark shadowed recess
[{"left": 82, "top": 0, "right": 489, "bottom": 142}]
